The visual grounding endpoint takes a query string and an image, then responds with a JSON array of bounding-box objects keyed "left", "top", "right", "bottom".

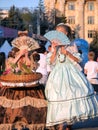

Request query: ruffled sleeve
[
  {"left": 66, "top": 46, "right": 83, "bottom": 71},
  {"left": 46, "top": 52, "right": 56, "bottom": 70},
  {"left": 72, "top": 52, "right": 82, "bottom": 63},
  {"left": 66, "top": 46, "right": 82, "bottom": 63}
]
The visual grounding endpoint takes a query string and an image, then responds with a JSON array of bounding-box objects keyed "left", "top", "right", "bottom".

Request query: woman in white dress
[{"left": 44, "top": 30, "right": 98, "bottom": 130}]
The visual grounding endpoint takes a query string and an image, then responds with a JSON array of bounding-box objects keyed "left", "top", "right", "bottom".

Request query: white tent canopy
[{"left": 0, "top": 40, "right": 12, "bottom": 58}]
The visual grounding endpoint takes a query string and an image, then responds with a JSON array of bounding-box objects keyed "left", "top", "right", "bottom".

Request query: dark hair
[
  {"left": 56, "top": 24, "right": 72, "bottom": 40},
  {"left": 36, "top": 45, "right": 46, "bottom": 54},
  {"left": 8, "top": 47, "right": 19, "bottom": 58},
  {"left": 18, "top": 30, "right": 28, "bottom": 37},
  {"left": 48, "top": 45, "right": 51, "bottom": 48},
  {"left": 32, "top": 53, "right": 40, "bottom": 62},
  {"left": 0, "top": 52, "right": 6, "bottom": 74}
]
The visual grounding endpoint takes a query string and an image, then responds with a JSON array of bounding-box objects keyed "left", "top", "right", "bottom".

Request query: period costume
[
  {"left": 44, "top": 30, "right": 98, "bottom": 127},
  {"left": 0, "top": 35, "right": 47, "bottom": 130}
]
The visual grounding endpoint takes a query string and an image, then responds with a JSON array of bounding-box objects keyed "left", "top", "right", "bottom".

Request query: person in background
[
  {"left": 30, "top": 52, "right": 40, "bottom": 72},
  {"left": 36, "top": 45, "right": 49, "bottom": 86},
  {"left": 97, "top": 57, "right": 98, "bottom": 62},
  {"left": 0, "top": 52, "right": 6, "bottom": 75},
  {"left": 84, "top": 51, "right": 98, "bottom": 93}
]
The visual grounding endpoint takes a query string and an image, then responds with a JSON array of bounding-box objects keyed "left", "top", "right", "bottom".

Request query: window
[
  {"left": 87, "top": 2, "right": 94, "bottom": 11},
  {"left": 88, "top": 30, "right": 95, "bottom": 38},
  {"left": 68, "top": 2, "right": 75, "bottom": 10},
  {"left": 88, "top": 16, "right": 94, "bottom": 24},
  {"left": 68, "top": 16, "right": 75, "bottom": 24}
]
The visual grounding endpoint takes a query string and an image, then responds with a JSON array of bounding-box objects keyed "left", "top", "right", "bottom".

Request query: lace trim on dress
[
  {"left": 48, "top": 93, "right": 94, "bottom": 102},
  {"left": 0, "top": 123, "right": 48, "bottom": 130},
  {"left": 0, "top": 96, "right": 47, "bottom": 108},
  {"left": 46, "top": 113, "right": 98, "bottom": 126}
]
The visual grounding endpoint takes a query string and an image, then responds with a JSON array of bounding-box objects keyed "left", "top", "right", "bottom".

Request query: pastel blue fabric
[
  {"left": 71, "top": 38, "right": 89, "bottom": 52},
  {"left": 45, "top": 49, "right": 98, "bottom": 127},
  {"left": 71, "top": 38, "right": 89, "bottom": 68},
  {"left": 44, "top": 30, "right": 70, "bottom": 45}
]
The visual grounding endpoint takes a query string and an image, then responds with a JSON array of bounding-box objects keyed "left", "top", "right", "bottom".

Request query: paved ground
[
  {"left": 72, "top": 117, "right": 98, "bottom": 130},
  {"left": 74, "top": 128, "right": 98, "bottom": 130}
]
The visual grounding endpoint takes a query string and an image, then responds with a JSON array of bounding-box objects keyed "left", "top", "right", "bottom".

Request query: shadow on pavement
[{"left": 72, "top": 117, "right": 98, "bottom": 130}]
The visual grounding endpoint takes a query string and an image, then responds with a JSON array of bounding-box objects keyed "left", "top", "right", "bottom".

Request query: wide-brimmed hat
[{"left": 44, "top": 30, "right": 70, "bottom": 46}]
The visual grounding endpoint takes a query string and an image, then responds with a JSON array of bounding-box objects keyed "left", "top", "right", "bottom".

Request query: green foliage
[
  {"left": 1, "top": 6, "right": 26, "bottom": 30},
  {"left": 10, "top": 63, "right": 17, "bottom": 70},
  {"left": 90, "top": 31, "right": 98, "bottom": 60},
  {"left": 55, "top": 15, "right": 67, "bottom": 26},
  {"left": 0, "top": 3, "right": 67, "bottom": 36},
  {"left": 10, "top": 62, "right": 32, "bottom": 74},
  {"left": 21, "top": 63, "right": 32, "bottom": 74}
]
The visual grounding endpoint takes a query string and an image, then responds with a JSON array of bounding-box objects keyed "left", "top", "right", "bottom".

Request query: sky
[{"left": 0, "top": 0, "right": 40, "bottom": 9}]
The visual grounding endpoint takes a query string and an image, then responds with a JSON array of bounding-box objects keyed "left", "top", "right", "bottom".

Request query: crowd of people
[{"left": 0, "top": 23, "right": 98, "bottom": 130}]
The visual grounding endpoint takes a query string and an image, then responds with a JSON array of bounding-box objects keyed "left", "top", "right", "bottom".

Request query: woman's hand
[
  {"left": 13, "top": 49, "right": 28, "bottom": 64},
  {"left": 52, "top": 41, "right": 58, "bottom": 48},
  {"left": 51, "top": 42, "right": 57, "bottom": 52},
  {"left": 50, "top": 41, "right": 59, "bottom": 64},
  {"left": 61, "top": 46, "right": 68, "bottom": 55},
  {"left": 0, "top": 82, "right": 2, "bottom": 87},
  {"left": 19, "top": 49, "right": 28, "bottom": 56}
]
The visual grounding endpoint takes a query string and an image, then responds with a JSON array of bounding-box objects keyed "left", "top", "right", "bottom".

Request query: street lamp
[
  {"left": 37, "top": 0, "right": 41, "bottom": 35},
  {"left": 29, "top": 24, "right": 33, "bottom": 37}
]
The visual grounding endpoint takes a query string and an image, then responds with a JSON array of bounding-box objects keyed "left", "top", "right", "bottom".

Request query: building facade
[
  {"left": 44, "top": 0, "right": 98, "bottom": 43},
  {"left": 0, "top": 9, "right": 8, "bottom": 19}
]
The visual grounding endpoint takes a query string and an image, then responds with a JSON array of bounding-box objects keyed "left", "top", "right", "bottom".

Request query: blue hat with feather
[{"left": 44, "top": 30, "right": 70, "bottom": 46}]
